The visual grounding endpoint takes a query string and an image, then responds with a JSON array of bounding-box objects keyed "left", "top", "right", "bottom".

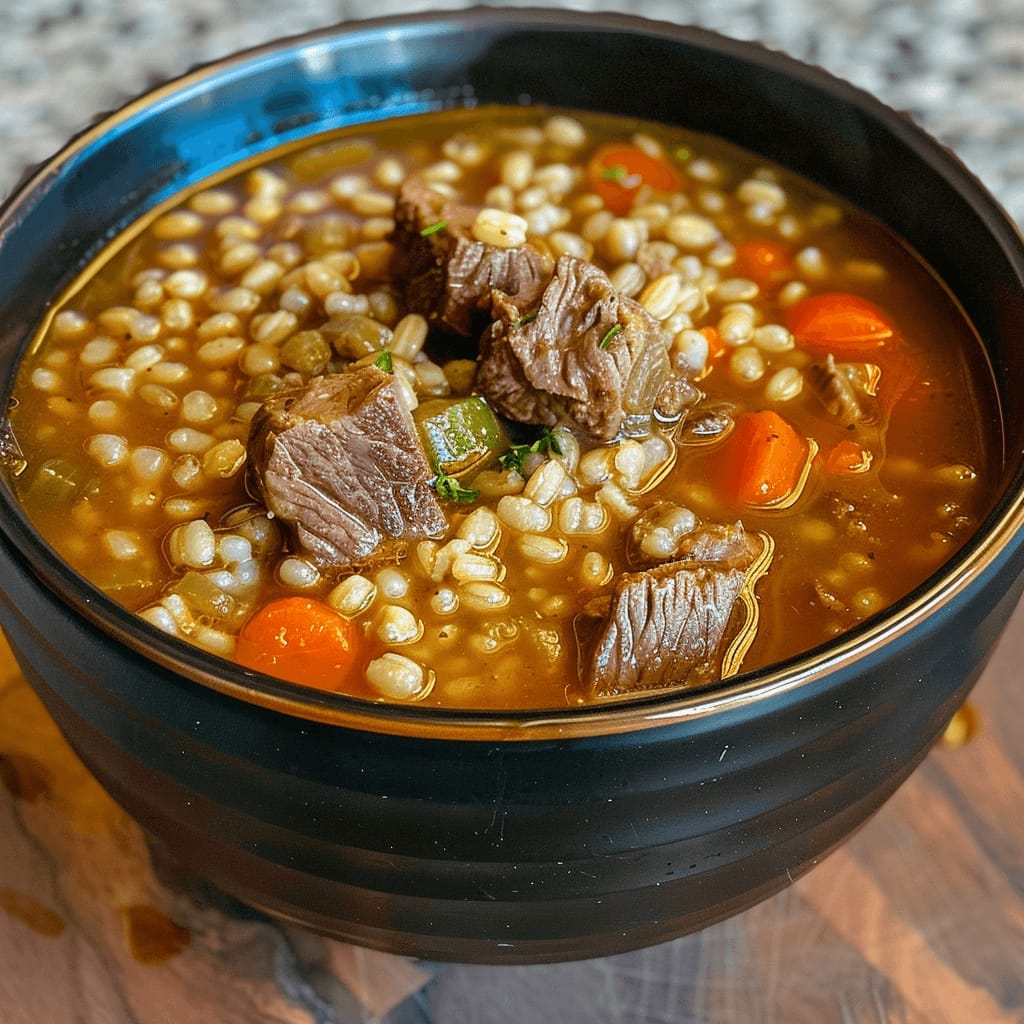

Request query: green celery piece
[
  {"left": 24, "top": 458, "right": 82, "bottom": 506},
  {"left": 417, "top": 396, "right": 508, "bottom": 477}
]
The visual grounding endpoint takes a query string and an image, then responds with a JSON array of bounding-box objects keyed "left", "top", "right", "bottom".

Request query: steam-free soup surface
[{"left": 6, "top": 106, "right": 999, "bottom": 709}]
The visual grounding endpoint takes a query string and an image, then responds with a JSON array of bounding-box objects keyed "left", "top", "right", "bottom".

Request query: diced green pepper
[
  {"left": 24, "top": 458, "right": 82, "bottom": 507},
  {"left": 172, "top": 571, "right": 240, "bottom": 623},
  {"left": 88, "top": 555, "right": 165, "bottom": 605},
  {"left": 416, "top": 396, "right": 508, "bottom": 478}
]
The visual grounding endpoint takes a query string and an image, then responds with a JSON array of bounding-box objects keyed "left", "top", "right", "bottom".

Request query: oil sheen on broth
[{"left": 5, "top": 105, "right": 1000, "bottom": 710}]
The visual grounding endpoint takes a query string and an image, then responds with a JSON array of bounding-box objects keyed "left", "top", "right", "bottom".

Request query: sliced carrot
[
  {"left": 235, "top": 596, "right": 363, "bottom": 691},
  {"left": 821, "top": 438, "right": 873, "bottom": 475},
  {"left": 787, "top": 292, "right": 895, "bottom": 356},
  {"left": 587, "top": 143, "right": 682, "bottom": 215},
  {"left": 733, "top": 239, "right": 794, "bottom": 295},
  {"left": 719, "top": 410, "right": 811, "bottom": 507}
]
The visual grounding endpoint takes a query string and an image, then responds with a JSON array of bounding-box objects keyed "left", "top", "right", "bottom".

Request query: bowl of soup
[{"left": 2, "top": 8, "right": 1024, "bottom": 964}]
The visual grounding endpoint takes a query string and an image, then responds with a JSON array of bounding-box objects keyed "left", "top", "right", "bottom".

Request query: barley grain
[
  {"left": 666, "top": 212, "right": 719, "bottom": 249},
  {"left": 729, "top": 345, "right": 766, "bottom": 383},
  {"left": 278, "top": 557, "right": 321, "bottom": 589},
  {"left": 518, "top": 534, "right": 569, "bottom": 564},
  {"left": 580, "top": 550, "right": 613, "bottom": 587},
  {"left": 376, "top": 567, "right": 410, "bottom": 599},
  {"left": 366, "top": 653, "right": 429, "bottom": 700},
  {"left": 85, "top": 433, "right": 129, "bottom": 468},
  {"left": 523, "top": 459, "right": 568, "bottom": 507},
  {"left": 377, "top": 605, "right": 423, "bottom": 644},
  {"left": 169, "top": 519, "right": 217, "bottom": 568},
  {"left": 543, "top": 115, "right": 586, "bottom": 147},
  {"left": 460, "top": 581, "right": 511, "bottom": 611},
  {"left": 80, "top": 337, "right": 121, "bottom": 367},
  {"left": 203, "top": 439, "right": 246, "bottom": 479},
  {"left": 497, "top": 494, "right": 552, "bottom": 533},
  {"left": 472, "top": 208, "right": 528, "bottom": 248}
]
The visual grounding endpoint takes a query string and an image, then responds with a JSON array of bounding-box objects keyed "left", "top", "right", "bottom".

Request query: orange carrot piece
[
  {"left": 587, "top": 143, "right": 682, "bottom": 215},
  {"left": 787, "top": 292, "right": 895, "bottom": 355},
  {"left": 235, "top": 596, "right": 363, "bottom": 691},
  {"left": 822, "top": 438, "right": 873, "bottom": 475},
  {"left": 733, "top": 239, "right": 794, "bottom": 295},
  {"left": 720, "top": 410, "right": 810, "bottom": 507}
]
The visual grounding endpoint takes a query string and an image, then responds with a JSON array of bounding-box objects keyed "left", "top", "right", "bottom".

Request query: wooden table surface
[{"left": 2, "top": 593, "right": 1023, "bottom": 1023}]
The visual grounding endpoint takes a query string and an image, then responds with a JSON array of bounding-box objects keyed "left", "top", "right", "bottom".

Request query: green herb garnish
[
  {"left": 373, "top": 350, "right": 394, "bottom": 372},
  {"left": 434, "top": 468, "right": 480, "bottom": 503},
  {"left": 419, "top": 220, "right": 448, "bottom": 237},
  {"left": 498, "top": 446, "right": 529, "bottom": 473},
  {"left": 513, "top": 311, "right": 538, "bottom": 329},
  {"left": 599, "top": 324, "right": 623, "bottom": 349},
  {"left": 600, "top": 164, "right": 628, "bottom": 182},
  {"left": 538, "top": 426, "right": 564, "bottom": 457},
  {"left": 498, "top": 427, "right": 565, "bottom": 474}
]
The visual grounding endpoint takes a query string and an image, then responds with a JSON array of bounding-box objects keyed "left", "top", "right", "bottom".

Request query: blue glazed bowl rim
[{"left": 3, "top": 6, "right": 1024, "bottom": 740}]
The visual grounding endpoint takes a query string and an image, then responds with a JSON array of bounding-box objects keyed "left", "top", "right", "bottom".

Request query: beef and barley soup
[{"left": 4, "top": 106, "right": 999, "bottom": 709}]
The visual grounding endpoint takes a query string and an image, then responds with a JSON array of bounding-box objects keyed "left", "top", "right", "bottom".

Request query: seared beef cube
[
  {"left": 577, "top": 528, "right": 769, "bottom": 698},
  {"left": 247, "top": 366, "right": 446, "bottom": 568},
  {"left": 578, "top": 562, "right": 746, "bottom": 697},
  {"left": 477, "top": 255, "right": 672, "bottom": 442},
  {"left": 391, "top": 180, "right": 551, "bottom": 336}
]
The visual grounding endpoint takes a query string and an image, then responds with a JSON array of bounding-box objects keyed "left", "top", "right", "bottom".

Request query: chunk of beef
[
  {"left": 808, "top": 353, "right": 865, "bottom": 426},
  {"left": 391, "top": 180, "right": 551, "bottom": 336},
  {"left": 676, "top": 521, "right": 764, "bottom": 567},
  {"left": 677, "top": 401, "right": 734, "bottom": 445},
  {"left": 577, "top": 529, "right": 769, "bottom": 698},
  {"left": 476, "top": 255, "right": 672, "bottom": 441},
  {"left": 628, "top": 506, "right": 763, "bottom": 570},
  {"left": 653, "top": 369, "right": 701, "bottom": 422},
  {"left": 246, "top": 366, "right": 446, "bottom": 568}
]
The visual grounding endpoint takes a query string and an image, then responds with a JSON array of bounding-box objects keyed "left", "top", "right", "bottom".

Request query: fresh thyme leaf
[
  {"left": 498, "top": 426, "right": 564, "bottom": 473},
  {"left": 600, "top": 164, "right": 628, "bottom": 182},
  {"left": 434, "top": 468, "right": 479, "bottom": 503},
  {"left": 420, "top": 220, "right": 448, "bottom": 237},
  {"left": 600, "top": 324, "right": 623, "bottom": 349},
  {"left": 373, "top": 350, "right": 394, "bottom": 372},
  {"left": 537, "top": 426, "right": 563, "bottom": 456},
  {"left": 498, "top": 444, "right": 530, "bottom": 474},
  {"left": 513, "top": 311, "right": 538, "bottom": 328}
]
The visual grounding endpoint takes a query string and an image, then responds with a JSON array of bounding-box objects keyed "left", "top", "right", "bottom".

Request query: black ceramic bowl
[{"left": 2, "top": 8, "right": 1024, "bottom": 965}]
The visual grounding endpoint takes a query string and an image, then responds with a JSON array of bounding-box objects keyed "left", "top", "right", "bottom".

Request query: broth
[{"left": 5, "top": 105, "right": 1000, "bottom": 709}]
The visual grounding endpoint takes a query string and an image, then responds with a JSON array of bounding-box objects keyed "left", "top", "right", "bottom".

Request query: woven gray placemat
[{"left": 3, "top": 0, "right": 1024, "bottom": 221}]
